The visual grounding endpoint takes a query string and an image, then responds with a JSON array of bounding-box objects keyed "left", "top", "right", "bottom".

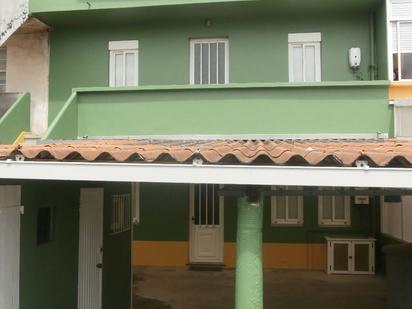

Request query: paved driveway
[{"left": 133, "top": 267, "right": 387, "bottom": 309}]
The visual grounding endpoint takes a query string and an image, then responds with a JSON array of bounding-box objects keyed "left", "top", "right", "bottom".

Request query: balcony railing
[
  {"left": 0, "top": 92, "right": 30, "bottom": 144},
  {"left": 43, "top": 81, "right": 391, "bottom": 141}
]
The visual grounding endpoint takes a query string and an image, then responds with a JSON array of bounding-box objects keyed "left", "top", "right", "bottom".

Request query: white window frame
[
  {"left": 318, "top": 192, "right": 351, "bottom": 227},
  {"left": 0, "top": 47, "right": 6, "bottom": 93},
  {"left": 109, "top": 40, "right": 139, "bottom": 87},
  {"left": 390, "top": 21, "right": 412, "bottom": 81},
  {"left": 190, "top": 38, "right": 229, "bottom": 85},
  {"left": 271, "top": 186, "right": 304, "bottom": 226},
  {"left": 131, "top": 182, "right": 140, "bottom": 225},
  {"left": 288, "top": 32, "right": 322, "bottom": 82}
]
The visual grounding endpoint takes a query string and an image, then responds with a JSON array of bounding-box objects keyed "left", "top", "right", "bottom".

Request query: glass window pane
[
  {"left": 276, "top": 196, "right": 287, "bottom": 220},
  {"left": 401, "top": 53, "right": 412, "bottom": 80},
  {"left": 213, "top": 185, "right": 220, "bottom": 225},
  {"left": 115, "top": 53, "right": 124, "bottom": 87},
  {"left": 200, "top": 184, "right": 207, "bottom": 225},
  {"left": 0, "top": 84, "right": 5, "bottom": 93},
  {"left": 194, "top": 43, "right": 201, "bottom": 84},
  {"left": 304, "top": 45, "right": 316, "bottom": 82},
  {"left": 125, "top": 53, "right": 135, "bottom": 86},
  {"left": 322, "top": 196, "right": 333, "bottom": 220},
  {"left": 334, "top": 196, "right": 345, "bottom": 220},
  {"left": 218, "top": 42, "right": 226, "bottom": 84},
  {"left": 210, "top": 43, "right": 217, "bottom": 84},
  {"left": 201, "top": 43, "right": 209, "bottom": 84},
  {"left": 288, "top": 196, "right": 299, "bottom": 219},
  {"left": 292, "top": 45, "right": 304, "bottom": 82},
  {"left": 0, "top": 72, "right": 5, "bottom": 84},
  {"left": 393, "top": 53, "right": 399, "bottom": 81}
]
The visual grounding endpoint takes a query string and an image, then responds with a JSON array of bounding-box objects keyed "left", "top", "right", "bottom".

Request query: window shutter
[
  {"left": 393, "top": 23, "right": 399, "bottom": 53},
  {"left": 392, "top": 0, "right": 412, "bottom": 20},
  {"left": 399, "top": 22, "right": 412, "bottom": 53}
]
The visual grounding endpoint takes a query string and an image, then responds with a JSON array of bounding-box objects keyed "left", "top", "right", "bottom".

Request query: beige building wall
[{"left": 5, "top": 30, "right": 49, "bottom": 135}]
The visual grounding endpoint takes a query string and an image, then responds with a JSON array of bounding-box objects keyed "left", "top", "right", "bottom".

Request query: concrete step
[{"left": 22, "top": 134, "right": 41, "bottom": 145}]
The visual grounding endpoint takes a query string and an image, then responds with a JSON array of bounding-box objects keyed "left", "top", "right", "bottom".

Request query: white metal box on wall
[{"left": 326, "top": 237, "right": 375, "bottom": 275}]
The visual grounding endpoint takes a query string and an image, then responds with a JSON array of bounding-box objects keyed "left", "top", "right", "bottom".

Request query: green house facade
[{"left": 0, "top": 1, "right": 410, "bottom": 309}]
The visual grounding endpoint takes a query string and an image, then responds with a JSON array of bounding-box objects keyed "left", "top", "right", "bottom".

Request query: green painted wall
[
  {"left": 47, "top": 13, "right": 382, "bottom": 123},
  {"left": 18, "top": 181, "right": 132, "bottom": 309},
  {"left": 20, "top": 181, "right": 79, "bottom": 309},
  {"left": 375, "top": 0, "right": 388, "bottom": 80},
  {"left": 134, "top": 183, "right": 189, "bottom": 241},
  {"left": 135, "top": 184, "right": 379, "bottom": 244}
]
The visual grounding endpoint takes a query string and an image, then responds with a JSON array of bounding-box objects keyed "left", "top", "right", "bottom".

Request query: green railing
[
  {"left": 0, "top": 92, "right": 31, "bottom": 144},
  {"left": 43, "top": 81, "right": 391, "bottom": 140}
]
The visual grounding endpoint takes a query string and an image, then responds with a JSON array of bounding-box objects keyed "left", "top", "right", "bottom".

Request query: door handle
[
  {"left": 191, "top": 216, "right": 195, "bottom": 222},
  {"left": 96, "top": 263, "right": 103, "bottom": 269}
]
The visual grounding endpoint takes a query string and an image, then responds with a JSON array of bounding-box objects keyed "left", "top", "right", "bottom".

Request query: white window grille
[
  {"left": 0, "top": 48, "right": 6, "bottom": 93},
  {"left": 271, "top": 186, "right": 304, "bottom": 225},
  {"left": 110, "top": 194, "right": 131, "bottom": 234},
  {"left": 190, "top": 38, "right": 229, "bottom": 85},
  {"left": 318, "top": 191, "right": 351, "bottom": 226},
  {"left": 288, "top": 33, "right": 321, "bottom": 82},
  {"left": 109, "top": 40, "right": 139, "bottom": 87}
]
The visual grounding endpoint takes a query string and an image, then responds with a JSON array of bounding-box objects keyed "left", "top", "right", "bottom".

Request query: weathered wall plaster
[
  {"left": 0, "top": 0, "right": 28, "bottom": 46},
  {"left": 6, "top": 31, "right": 49, "bottom": 134}
]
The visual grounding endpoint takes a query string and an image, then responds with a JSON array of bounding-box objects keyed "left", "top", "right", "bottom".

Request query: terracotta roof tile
[{"left": 0, "top": 139, "right": 412, "bottom": 167}]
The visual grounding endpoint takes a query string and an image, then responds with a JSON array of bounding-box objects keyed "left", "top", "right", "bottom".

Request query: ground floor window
[
  {"left": 318, "top": 192, "right": 351, "bottom": 226},
  {"left": 271, "top": 186, "right": 303, "bottom": 225},
  {"left": 0, "top": 47, "right": 6, "bottom": 92}
]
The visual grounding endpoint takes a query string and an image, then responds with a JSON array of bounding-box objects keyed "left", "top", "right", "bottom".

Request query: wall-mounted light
[{"left": 205, "top": 19, "right": 213, "bottom": 28}]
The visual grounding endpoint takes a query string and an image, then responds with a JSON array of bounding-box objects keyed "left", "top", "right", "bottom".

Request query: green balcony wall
[{"left": 43, "top": 82, "right": 391, "bottom": 139}]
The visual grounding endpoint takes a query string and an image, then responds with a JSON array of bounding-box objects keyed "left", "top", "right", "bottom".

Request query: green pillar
[{"left": 235, "top": 195, "right": 264, "bottom": 309}]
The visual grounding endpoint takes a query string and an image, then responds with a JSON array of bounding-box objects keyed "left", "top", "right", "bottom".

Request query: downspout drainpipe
[
  {"left": 235, "top": 195, "right": 264, "bottom": 309},
  {"left": 370, "top": 12, "right": 376, "bottom": 80}
]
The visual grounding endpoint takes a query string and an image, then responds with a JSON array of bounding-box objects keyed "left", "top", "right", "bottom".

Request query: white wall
[
  {"left": 5, "top": 31, "right": 49, "bottom": 135},
  {"left": 381, "top": 196, "right": 412, "bottom": 242},
  {"left": 0, "top": 0, "right": 28, "bottom": 46}
]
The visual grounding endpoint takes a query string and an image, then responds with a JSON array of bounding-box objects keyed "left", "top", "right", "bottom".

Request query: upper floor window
[
  {"left": 109, "top": 40, "right": 139, "bottom": 87},
  {"left": 318, "top": 191, "right": 351, "bottom": 227},
  {"left": 190, "top": 38, "right": 229, "bottom": 85},
  {"left": 392, "top": 22, "right": 412, "bottom": 81},
  {"left": 0, "top": 47, "right": 6, "bottom": 92},
  {"left": 271, "top": 186, "right": 304, "bottom": 226},
  {"left": 288, "top": 33, "right": 321, "bottom": 82}
]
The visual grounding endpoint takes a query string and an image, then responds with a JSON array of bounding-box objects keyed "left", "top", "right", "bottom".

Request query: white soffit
[{"left": 0, "top": 161, "right": 412, "bottom": 189}]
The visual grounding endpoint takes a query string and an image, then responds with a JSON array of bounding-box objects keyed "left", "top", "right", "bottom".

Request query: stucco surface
[{"left": 0, "top": 0, "right": 28, "bottom": 46}]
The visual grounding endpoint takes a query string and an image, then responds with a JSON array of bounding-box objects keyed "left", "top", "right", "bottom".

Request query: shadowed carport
[{"left": 133, "top": 267, "right": 387, "bottom": 309}]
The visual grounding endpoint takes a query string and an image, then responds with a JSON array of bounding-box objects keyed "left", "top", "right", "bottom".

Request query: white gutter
[{"left": 1, "top": 160, "right": 412, "bottom": 189}]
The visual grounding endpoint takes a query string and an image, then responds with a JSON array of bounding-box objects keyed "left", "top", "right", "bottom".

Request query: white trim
[
  {"left": 78, "top": 133, "right": 389, "bottom": 141},
  {"left": 288, "top": 33, "right": 321, "bottom": 43},
  {"left": 270, "top": 186, "right": 303, "bottom": 226},
  {"left": 2, "top": 161, "right": 412, "bottom": 188},
  {"left": 190, "top": 38, "right": 229, "bottom": 85},
  {"left": 109, "top": 41, "right": 139, "bottom": 51}
]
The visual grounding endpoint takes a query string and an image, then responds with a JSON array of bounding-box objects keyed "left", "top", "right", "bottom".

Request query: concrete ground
[{"left": 133, "top": 267, "right": 387, "bottom": 309}]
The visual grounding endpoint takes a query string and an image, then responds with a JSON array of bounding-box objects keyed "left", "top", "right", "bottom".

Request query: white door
[
  {"left": 78, "top": 188, "right": 104, "bottom": 309},
  {"left": 0, "top": 186, "right": 21, "bottom": 309},
  {"left": 189, "top": 184, "right": 224, "bottom": 264}
]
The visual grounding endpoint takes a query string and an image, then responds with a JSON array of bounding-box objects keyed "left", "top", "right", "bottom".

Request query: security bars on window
[
  {"left": 194, "top": 184, "right": 220, "bottom": 226},
  {"left": 190, "top": 39, "right": 228, "bottom": 85},
  {"left": 110, "top": 194, "right": 131, "bottom": 234}
]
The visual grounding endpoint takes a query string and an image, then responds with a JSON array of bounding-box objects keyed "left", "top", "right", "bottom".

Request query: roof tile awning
[{"left": 1, "top": 139, "right": 412, "bottom": 167}]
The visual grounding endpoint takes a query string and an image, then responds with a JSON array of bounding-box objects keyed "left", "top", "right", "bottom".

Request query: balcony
[
  {"left": 0, "top": 92, "right": 30, "bottom": 144},
  {"left": 43, "top": 81, "right": 391, "bottom": 140}
]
